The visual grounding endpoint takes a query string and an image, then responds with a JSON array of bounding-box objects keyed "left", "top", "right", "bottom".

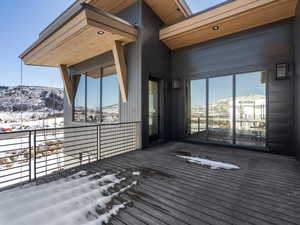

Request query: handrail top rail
[{"left": 0, "top": 121, "right": 140, "bottom": 135}]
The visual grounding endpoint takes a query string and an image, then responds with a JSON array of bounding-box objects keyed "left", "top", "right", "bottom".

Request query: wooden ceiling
[
  {"left": 21, "top": 7, "right": 137, "bottom": 67},
  {"left": 81, "top": 0, "right": 191, "bottom": 24},
  {"left": 160, "top": 0, "right": 298, "bottom": 50}
]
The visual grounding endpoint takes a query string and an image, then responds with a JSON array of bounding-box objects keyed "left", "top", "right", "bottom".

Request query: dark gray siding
[
  {"left": 118, "top": 2, "right": 142, "bottom": 124},
  {"left": 294, "top": 2, "right": 300, "bottom": 161},
  {"left": 171, "top": 20, "right": 295, "bottom": 154},
  {"left": 140, "top": 2, "right": 171, "bottom": 147}
]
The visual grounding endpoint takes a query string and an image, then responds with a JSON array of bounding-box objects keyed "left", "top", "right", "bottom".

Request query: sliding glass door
[
  {"left": 188, "top": 71, "right": 266, "bottom": 149},
  {"left": 208, "top": 76, "right": 233, "bottom": 144},
  {"left": 190, "top": 79, "right": 207, "bottom": 140},
  {"left": 235, "top": 72, "right": 266, "bottom": 147}
]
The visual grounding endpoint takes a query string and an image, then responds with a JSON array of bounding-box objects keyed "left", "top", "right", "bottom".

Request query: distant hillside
[{"left": 0, "top": 86, "right": 64, "bottom": 112}]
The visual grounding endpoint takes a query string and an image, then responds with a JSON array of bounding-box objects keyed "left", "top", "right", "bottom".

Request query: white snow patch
[
  {"left": 177, "top": 155, "right": 240, "bottom": 170},
  {"left": 0, "top": 171, "right": 136, "bottom": 225},
  {"left": 132, "top": 171, "right": 141, "bottom": 176}
]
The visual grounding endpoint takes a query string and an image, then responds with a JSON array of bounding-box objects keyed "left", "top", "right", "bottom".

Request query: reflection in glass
[
  {"left": 208, "top": 76, "right": 233, "bottom": 144},
  {"left": 190, "top": 79, "right": 207, "bottom": 139},
  {"left": 87, "top": 76, "right": 101, "bottom": 122},
  {"left": 102, "top": 75, "right": 120, "bottom": 123},
  {"left": 235, "top": 72, "right": 266, "bottom": 147},
  {"left": 73, "top": 75, "right": 86, "bottom": 122},
  {"left": 149, "top": 80, "right": 159, "bottom": 139}
]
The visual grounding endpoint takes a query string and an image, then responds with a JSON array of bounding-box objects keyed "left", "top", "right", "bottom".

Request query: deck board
[{"left": 34, "top": 142, "right": 300, "bottom": 225}]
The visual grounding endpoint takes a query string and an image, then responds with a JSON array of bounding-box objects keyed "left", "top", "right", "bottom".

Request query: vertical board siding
[
  {"left": 141, "top": 3, "right": 171, "bottom": 147},
  {"left": 293, "top": 1, "right": 300, "bottom": 161},
  {"left": 118, "top": 2, "right": 142, "bottom": 124},
  {"left": 171, "top": 20, "right": 295, "bottom": 154}
]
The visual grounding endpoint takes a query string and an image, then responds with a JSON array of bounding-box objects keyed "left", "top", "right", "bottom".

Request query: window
[
  {"left": 235, "top": 72, "right": 266, "bottom": 147},
  {"left": 73, "top": 75, "right": 86, "bottom": 122},
  {"left": 190, "top": 79, "right": 206, "bottom": 138},
  {"left": 73, "top": 73, "right": 119, "bottom": 123},
  {"left": 188, "top": 71, "right": 266, "bottom": 148},
  {"left": 102, "top": 75, "right": 120, "bottom": 123},
  {"left": 86, "top": 76, "right": 101, "bottom": 122},
  {"left": 208, "top": 76, "right": 233, "bottom": 144}
]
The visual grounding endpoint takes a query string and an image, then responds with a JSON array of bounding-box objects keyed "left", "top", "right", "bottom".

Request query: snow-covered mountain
[{"left": 0, "top": 86, "right": 64, "bottom": 112}]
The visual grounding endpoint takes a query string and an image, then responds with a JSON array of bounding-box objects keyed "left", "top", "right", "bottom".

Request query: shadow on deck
[{"left": 30, "top": 141, "right": 300, "bottom": 225}]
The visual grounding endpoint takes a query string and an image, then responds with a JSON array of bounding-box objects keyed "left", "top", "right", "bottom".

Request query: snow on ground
[
  {"left": 132, "top": 171, "right": 141, "bottom": 176},
  {"left": 177, "top": 155, "right": 240, "bottom": 170},
  {"left": 0, "top": 171, "right": 137, "bottom": 225},
  {"left": 0, "top": 132, "right": 65, "bottom": 188},
  {"left": 0, "top": 117, "right": 64, "bottom": 132}
]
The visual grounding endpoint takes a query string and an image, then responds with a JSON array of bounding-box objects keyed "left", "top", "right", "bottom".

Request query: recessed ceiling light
[
  {"left": 97, "top": 31, "right": 105, "bottom": 35},
  {"left": 212, "top": 26, "right": 220, "bottom": 31}
]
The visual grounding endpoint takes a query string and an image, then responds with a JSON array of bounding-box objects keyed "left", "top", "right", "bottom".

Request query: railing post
[
  {"left": 97, "top": 125, "right": 99, "bottom": 161},
  {"left": 28, "top": 131, "right": 32, "bottom": 182},
  {"left": 33, "top": 130, "right": 37, "bottom": 181},
  {"left": 99, "top": 125, "right": 102, "bottom": 160},
  {"left": 79, "top": 152, "right": 82, "bottom": 166},
  {"left": 198, "top": 117, "right": 200, "bottom": 133},
  {"left": 135, "top": 122, "right": 141, "bottom": 150}
]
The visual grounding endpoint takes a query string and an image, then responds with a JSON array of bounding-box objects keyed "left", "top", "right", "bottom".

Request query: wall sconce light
[
  {"left": 276, "top": 63, "right": 288, "bottom": 80},
  {"left": 172, "top": 79, "right": 181, "bottom": 89},
  {"left": 212, "top": 26, "right": 220, "bottom": 31}
]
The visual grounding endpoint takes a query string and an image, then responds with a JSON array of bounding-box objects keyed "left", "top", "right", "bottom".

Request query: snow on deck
[
  {"left": 177, "top": 155, "right": 240, "bottom": 169},
  {"left": 0, "top": 170, "right": 137, "bottom": 225}
]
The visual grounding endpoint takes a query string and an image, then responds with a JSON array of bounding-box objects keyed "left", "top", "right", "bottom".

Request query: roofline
[
  {"left": 19, "top": 2, "right": 135, "bottom": 60},
  {"left": 175, "top": 0, "right": 192, "bottom": 17}
]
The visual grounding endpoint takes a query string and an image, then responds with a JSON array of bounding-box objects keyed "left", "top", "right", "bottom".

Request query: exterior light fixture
[
  {"left": 276, "top": 63, "right": 288, "bottom": 80},
  {"left": 212, "top": 26, "right": 220, "bottom": 30},
  {"left": 97, "top": 31, "right": 105, "bottom": 35}
]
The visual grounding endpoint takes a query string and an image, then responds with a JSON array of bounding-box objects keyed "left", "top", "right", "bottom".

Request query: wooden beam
[
  {"left": 59, "top": 64, "right": 73, "bottom": 105},
  {"left": 112, "top": 41, "right": 128, "bottom": 103},
  {"left": 174, "top": 0, "right": 192, "bottom": 17}
]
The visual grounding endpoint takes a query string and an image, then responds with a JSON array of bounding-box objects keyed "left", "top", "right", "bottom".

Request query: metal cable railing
[{"left": 0, "top": 122, "right": 140, "bottom": 189}]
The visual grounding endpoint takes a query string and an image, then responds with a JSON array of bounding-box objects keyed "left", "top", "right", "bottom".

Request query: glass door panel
[
  {"left": 190, "top": 79, "right": 207, "bottom": 140},
  {"left": 235, "top": 72, "right": 266, "bottom": 147},
  {"left": 149, "top": 79, "right": 159, "bottom": 140},
  {"left": 208, "top": 76, "right": 233, "bottom": 144},
  {"left": 86, "top": 76, "right": 101, "bottom": 122},
  {"left": 73, "top": 75, "right": 86, "bottom": 122}
]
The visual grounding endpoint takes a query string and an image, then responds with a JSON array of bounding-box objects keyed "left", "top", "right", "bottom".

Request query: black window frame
[{"left": 72, "top": 73, "right": 120, "bottom": 123}]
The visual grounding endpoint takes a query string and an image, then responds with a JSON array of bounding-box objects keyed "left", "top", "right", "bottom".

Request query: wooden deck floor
[{"left": 42, "top": 142, "right": 300, "bottom": 225}]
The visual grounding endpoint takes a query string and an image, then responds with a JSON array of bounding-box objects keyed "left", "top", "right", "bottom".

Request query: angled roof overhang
[
  {"left": 81, "top": 0, "right": 192, "bottom": 25},
  {"left": 160, "top": 0, "right": 298, "bottom": 50},
  {"left": 20, "top": 3, "right": 138, "bottom": 67}
]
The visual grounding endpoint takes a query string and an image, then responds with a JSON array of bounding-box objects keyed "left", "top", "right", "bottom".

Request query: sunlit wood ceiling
[
  {"left": 81, "top": 0, "right": 191, "bottom": 24},
  {"left": 160, "top": 0, "right": 298, "bottom": 50},
  {"left": 21, "top": 7, "right": 138, "bottom": 67}
]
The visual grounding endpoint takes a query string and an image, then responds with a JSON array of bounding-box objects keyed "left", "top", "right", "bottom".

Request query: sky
[
  {"left": 185, "top": 0, "right": 228, "bottom": 13},
  {"left": 0, "top": 0, "right": 226, "bottom": 89},
  {"left": 0, "top": 0, "right": 75, "bottom": 88},
  {"left": 191, "top": 72, "right": 266, "bottom": 106}
]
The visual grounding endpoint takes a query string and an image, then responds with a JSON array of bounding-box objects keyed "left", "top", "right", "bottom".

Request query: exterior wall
[
  {"left": 63, "top": 1, "right": 171, "bottom": 149},
  {"left": 171, "top": 20, "right": 295, "bottom": 155},
  {"left": 63, "top": 2, "right": 142, "bottom": 128},
  {"left": 140, "top": 2, "right": 171, "bottom": 147},
  {"left": 63, "top": 1, "right": 143, "bottom": 153},
  {"left": 294, "top": 2, "right": 300, "bottom": 161}
]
